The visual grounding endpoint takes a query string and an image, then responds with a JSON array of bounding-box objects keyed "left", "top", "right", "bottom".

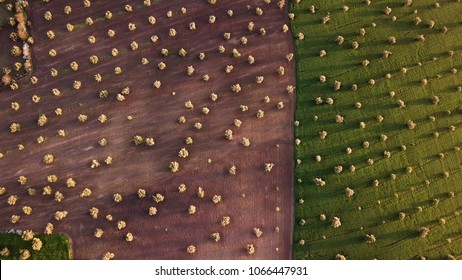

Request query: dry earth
[{"left": 0, "top": 0, "right": 295, "bottom": 259}]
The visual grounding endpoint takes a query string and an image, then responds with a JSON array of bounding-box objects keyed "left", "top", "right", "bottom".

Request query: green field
[
  {"left": 0, "top": 233, "right": 72, "bottom": 260},
  {"left": 291, "top": 0, "right": 462, "bottom": 259}
]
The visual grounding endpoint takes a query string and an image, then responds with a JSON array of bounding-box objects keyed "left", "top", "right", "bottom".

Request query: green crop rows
[{"left": 291, "top": 0, "right": 462, "bottom": 259}]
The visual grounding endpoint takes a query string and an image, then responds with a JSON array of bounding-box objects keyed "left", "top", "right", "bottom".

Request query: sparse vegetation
[
  {"left": 0, "top": 0, "right": 296, "bottom": 261},
  {"left": 292, "top": 0, "right": 462, "bottom": 260}
]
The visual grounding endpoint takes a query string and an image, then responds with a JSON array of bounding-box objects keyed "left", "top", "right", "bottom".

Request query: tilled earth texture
[{"left": 0, "top": 0, "right": 296, "bottom": 259}]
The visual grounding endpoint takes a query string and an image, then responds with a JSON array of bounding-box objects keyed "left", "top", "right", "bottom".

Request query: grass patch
[
  {"left": 0, "top": 233, "right": 72, "bottom": 260},
  {"left": 291, "top": 0, "right": 462, "bottom": 260}
]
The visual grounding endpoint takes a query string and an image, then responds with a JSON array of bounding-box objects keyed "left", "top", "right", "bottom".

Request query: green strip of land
[{"left": 0, "top": 233, "right": 72, "bottom": 260}]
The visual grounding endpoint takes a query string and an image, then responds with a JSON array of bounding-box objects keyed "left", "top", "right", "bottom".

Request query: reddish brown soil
[{"left": 0, "top": 0, "right": 295, "bottom": 259}]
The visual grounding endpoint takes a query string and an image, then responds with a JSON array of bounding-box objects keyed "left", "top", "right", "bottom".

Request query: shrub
[
  {"left": 178, "top": 184, "right": 187, "bottom": 193},
  {"left": 418, "top": 227, "right": 430, "bottom": 238},
  {"left": 220, "top": 216, "right": 230, "bottom": 227},
  {"left": 133, "top": 135, "right": 144, "bottom": 145},
  {"left": 42, "top": 186, "right": 52, "bottom": 196},
  {"left": 10, "top": 215, "right": 20, "bottom": 224},
  {"left": 113, "top": 193, "right": 122, "bottom": 203},
  {"left": 211, "top": 14, "right": 220, "bottom": 24},
  {"left": 18, "top": 176, "right": 27, "bottom": 185},
  {"left": 397, "top": 100, "right": 406, "bottom": 108},
  {"left": 10, "top": 122, "right": 21, "bottom": 133},
  {"left": 194, "top": 122, "right": 202, "bottom": 129},
  {"left": 128, "top": 23, "right": 136, "bottom": 31},
  {"left": 91, "top": 159, "right": 100, "bottom": 169},
  {"left": 47, "top": 30, "right": 55, "bottom": 39},
  {"left": 345, "top": 188, "right": 354, "bottom": 197},
  {"left": 197, "top": 187, "right": 205, "bottom": 199},
  {"left": 102, "top": 251, "right": 115, "bottom": 260},
  {"left": 202, "top": 107, "right": 210, "bottom": 114},
  {"left": 211, "top": 232, "right": 221, "bottom": 242},
  {"left": 136, "top": 189, "right": 146, "bottom": 199},
  {"left": 241, "top": 137, "right": 251, "bottom": 147},
  {"left": 383, "top": 50, "right": 392, "bottom": 58},
  {"left": 248, "top": 55, "right": 255, "bottom": 64},
  {"left": 178, "top": 116, "right": 187, "bottom": 124},
  {"left": 365, "top": 234, "right": 376, "bottom": 243},
  {"left": 254, "top": 76, "right": 265, "bottom": 83},
  {"left": 22, "top": 230, "right": 34, "bottom": 241},
  {"left": 130, "top": 41, "right": 138, "bottom": 50},
  {"left": 145, "top": 138, "right": 155, "bottom": 146},
  {"left": 117, "top": 221, "right": 126, "bottom": 230},
  {"left": 46, "top": 174, "right": 58, "bottom": 183},
  {"left": 178, "top": 148, "right": 189, "bottom": 158},
  {"left": 149, "top": 207, "right": 157, "bottom": 216},
  {"left": 352, "top": 41, "right": 359, "bottom": 49},
  {"left": 231, "top": 84, "right": 241, "bottom": 93},
  {"left": 32, "top": 238, "right": 43, "bottom": 251},
  {"left": 44, "top": 223, "right": 54, "bottom": 234},
  {"left": 80, "top": 188, "right": 92, "bottom": 197},
  {"left": 125, "top": 233, "right": 134, "bottom": 242},
  {"left": 153, "top": 80, "right": 162, "bottom": 88},
  {"left": 187, "top": 245, "right": 196, "bottom": 254},
  {"left": 256, "top": 109, "right": 265, "bottom": 118},
  {"left": 313, "top": 178, "right": 326, "bottom": 187},
  {"left": 89, "top": 207, "right": 99, "bottom": 219},
  {"left": 7, "top": 195, "right": 18, "bottom": 205},
  {"left": 265, "top": 163, "right": 275, "bottom": 172},
  {"left": 54, "top": 191, "right": 64, "bottom": 202},
  {"left": 99, "top": 138, "right": 108, "bottom": 147},
  {"left": 54, "top": 108, "right": 63, "bottom": 116},
  {"left": 229, "top": 165, "right": 237, "bottom": 175},
  {"left": 157, "top": 62, "right": 167, "bottom": 70},
  {"left": 43, "top": 154, "right": 54, "bottom": 164},
  {"left": 212, "top": 195, "right": 222, "bottom": 204},
  {"left": 188, "top": 205, "right": 197, "bottom": 215},
  {"left": 151, "top": 35, "right": 159, "bottom": 43},
  {"left": 253, "top": 228, "right": 263, "bottom": 238},
  {"left": 153, "top": 193, "right": 165, "bottom": 203},
  {"left": 246, "top": 244, "right": 255, "bottom": 254},
  {"left": 406, "top": 120, "right": 417, "bottom": 129},
  {"left": 19, "top": 249, "right": 31, "bottom": 260},
  {"left": 331, "top": 217, "right": 342, "bottom": 228},
  {"left": 54, "top": 211, "right": 68, "bottom": 221},
  {"left": 94, "top": 228, "right": 104, "bottom": 238}
]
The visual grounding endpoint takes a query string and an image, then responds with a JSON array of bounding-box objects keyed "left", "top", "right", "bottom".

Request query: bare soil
[{"left": 0, "top": 0, "right": 295, "bottom": 260}]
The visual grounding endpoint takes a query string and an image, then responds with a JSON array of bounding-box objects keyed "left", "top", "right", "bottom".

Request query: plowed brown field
[{"left": 0, "top": 0, "right": 295, "bottom": 260}]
